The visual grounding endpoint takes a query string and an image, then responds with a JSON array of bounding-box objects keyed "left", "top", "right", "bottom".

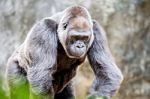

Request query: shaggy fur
[{"left": 6, "top": 6, "right": 123, "bottom": 99}]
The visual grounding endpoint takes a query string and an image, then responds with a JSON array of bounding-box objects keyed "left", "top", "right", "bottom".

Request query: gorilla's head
[{"left": 57, "top": 6, "right": 94, "bottom": 58}]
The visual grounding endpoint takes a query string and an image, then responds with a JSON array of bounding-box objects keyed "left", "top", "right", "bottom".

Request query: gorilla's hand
[
  {"left": 87, "top": 95, "right": 109, "bottom": 99},
  {"left": 27, "top": 68, "right": 54, "bottom": 94}
]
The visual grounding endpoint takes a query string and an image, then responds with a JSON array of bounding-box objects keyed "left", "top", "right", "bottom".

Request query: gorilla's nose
[
  {"left": 76, "top": 41, "right": 85, "bottom": 48},
  {"left": 76, "top": 44, "right": 84, "bottom": 48}
]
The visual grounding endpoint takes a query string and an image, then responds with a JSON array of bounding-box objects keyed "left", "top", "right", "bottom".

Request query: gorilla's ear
[
  {"left": 87, "top": 20, "right": 123, "bottom": 97},
  {"left": 25, "top": 18, "right": 58, "bottom": 69}
]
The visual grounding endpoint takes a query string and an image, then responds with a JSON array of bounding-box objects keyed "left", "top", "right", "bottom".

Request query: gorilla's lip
[
  {"left": 70, "top": 53, "right": 84, "bottom": 58},
  {"left": 67, "top": 53, "right": 85, "bottom": 59},
  {"left": 67, "top": 49, "right": 86, "bottom": 59}
]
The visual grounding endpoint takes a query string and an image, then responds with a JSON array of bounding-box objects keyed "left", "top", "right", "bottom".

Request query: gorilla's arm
[
  {"left": 87, "top": 20, "right": 123, "bottom": 98},
  {"left": 25, "top": 19, "right": 58, "bottom": 96}
]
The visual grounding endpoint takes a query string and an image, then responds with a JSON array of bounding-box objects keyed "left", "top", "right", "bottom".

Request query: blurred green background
[{"left": 0, "top": 0, "right": 150, "bottom": 99}]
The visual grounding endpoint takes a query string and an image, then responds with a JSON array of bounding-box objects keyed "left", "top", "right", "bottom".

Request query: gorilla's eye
[{"left": 63, "top": 23, "right": 68, "bottom": 30}]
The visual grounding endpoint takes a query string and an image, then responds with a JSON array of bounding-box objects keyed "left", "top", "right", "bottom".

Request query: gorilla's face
[{"left": 58, "top": 16, "right": 94, "bottom": 58}]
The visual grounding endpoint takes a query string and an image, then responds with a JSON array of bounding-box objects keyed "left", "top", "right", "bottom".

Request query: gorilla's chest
[{"left": 52, "top": 43, "right": 84, "bottom": 93}]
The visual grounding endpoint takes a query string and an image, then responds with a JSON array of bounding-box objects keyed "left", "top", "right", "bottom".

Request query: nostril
[
  {"left": 76, "top": 44, "right": 84, "bottom": 48},
  {"left": 75, "top": 41, "right": 85, "bottom": 48},
  {"left": 76, "top": 45, "right": 81, "bottom": 48}
]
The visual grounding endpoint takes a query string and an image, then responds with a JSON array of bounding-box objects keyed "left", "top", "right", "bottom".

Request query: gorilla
[{"left": 6, "top": 6, "right": 123, "bottom": 99}]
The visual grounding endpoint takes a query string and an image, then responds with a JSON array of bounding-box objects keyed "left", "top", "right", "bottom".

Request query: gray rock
[{"left": 0, "top": 0, "right": 149, "bottom": 99}]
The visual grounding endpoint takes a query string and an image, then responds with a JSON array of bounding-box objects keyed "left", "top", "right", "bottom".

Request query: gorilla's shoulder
[{"left": 40, "top": 18, "right": 58, "bottom": 30}]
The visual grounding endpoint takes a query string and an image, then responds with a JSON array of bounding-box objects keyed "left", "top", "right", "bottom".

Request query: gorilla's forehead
[
  {"left": 65, "top": 6, "right": 88, "bottom": 17},
  {"left": 69, "top": 16, "right": 90, "bottom": 31},
  {"left": 62, "top": 6, "right": 91, "bottom": 22}
]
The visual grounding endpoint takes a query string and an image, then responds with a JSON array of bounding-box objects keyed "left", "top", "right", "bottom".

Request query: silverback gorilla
[{"left": 6, "top": 6, "right": 123, "bottom": 99}]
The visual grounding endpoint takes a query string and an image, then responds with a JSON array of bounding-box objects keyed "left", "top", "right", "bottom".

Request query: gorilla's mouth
[{"left": 67, "top": 40, "right": 87, "bottom": 58}]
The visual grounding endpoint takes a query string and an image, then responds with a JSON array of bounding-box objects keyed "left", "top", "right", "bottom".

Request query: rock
[{"left": 0, "top": 0, "right": 149, "bottom": 99}]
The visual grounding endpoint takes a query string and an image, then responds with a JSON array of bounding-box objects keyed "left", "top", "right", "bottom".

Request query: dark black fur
[{"left": 6, "top": 19, "right": 123, "bottom": 99}]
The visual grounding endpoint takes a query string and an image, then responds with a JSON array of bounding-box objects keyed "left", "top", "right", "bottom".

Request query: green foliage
[
  {"left": 9, "top": 82, "right": 30, "bottom": 99},
  {"left": 0, "top": 88, "right": 8, "bottom": 99},
  {"left": 0, "top": 79, "right": 9, "bottom": 99}
]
